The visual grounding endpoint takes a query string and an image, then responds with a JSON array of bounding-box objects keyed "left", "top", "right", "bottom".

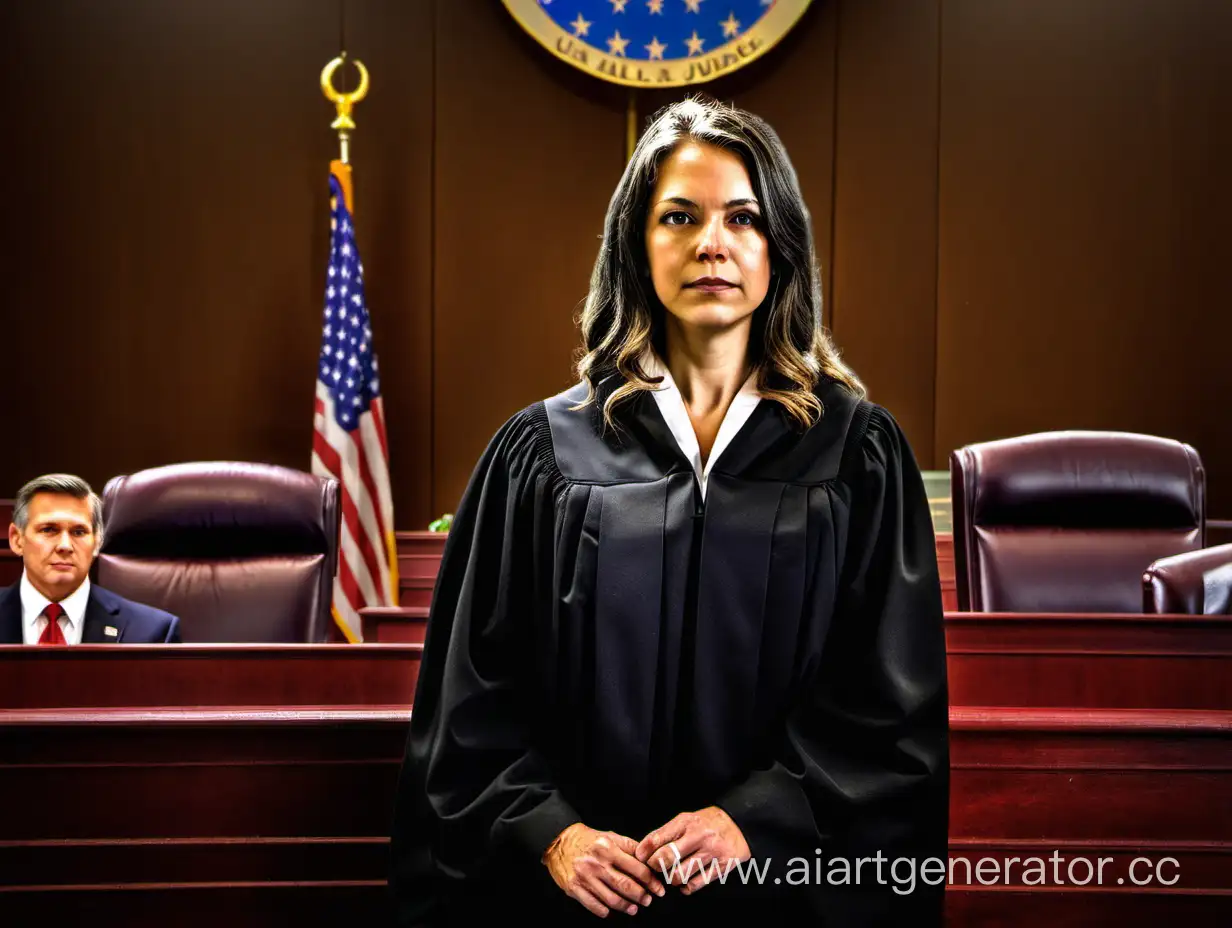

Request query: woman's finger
[
  {"left": 682, "top": 867, "right": 711, "bottom": 895},
  {"left": 570, "top": 883, "right": 611, "bottom": 919},
  {"left": 686, "top": 851, "right": 740, "bottom": 895},
  {"left": 677, "top": 851, "right": 718, "bottom": 887},
  {"left": 636, "top": 814, "right": 688, "bottom": 862},
  {"left": 584, "top": 869, "right": 638, "bottom": 916},
  {"left": 611, "top": 850, "right": 667, "bottom": 897},
  {"left": 649, "top": 831, "right": 703, "bottom": 880},
  {"left": 597, "top": 863, "right": 652, "bottom": 908}
]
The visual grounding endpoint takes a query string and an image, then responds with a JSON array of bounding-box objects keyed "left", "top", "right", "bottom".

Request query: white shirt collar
[
  {"left": 20, "top": 570, "right": 92, "bottom": 645},
  {"left": 642, "top": 350, "right": 762, "bottom": 500}
]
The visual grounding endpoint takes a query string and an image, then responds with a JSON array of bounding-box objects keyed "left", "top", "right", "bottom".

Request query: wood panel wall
[{"left": 1, "top": 0, "right": 1229, "bottom": 526}]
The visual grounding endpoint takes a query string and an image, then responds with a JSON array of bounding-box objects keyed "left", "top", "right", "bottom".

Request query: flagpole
[{"left": 316, "top": 51, "right": 400, "bottom": 628}]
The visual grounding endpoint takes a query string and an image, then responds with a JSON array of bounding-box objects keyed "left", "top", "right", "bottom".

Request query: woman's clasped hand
[{"left": 544, "top": 807, "right": 751, "bottom": 916}]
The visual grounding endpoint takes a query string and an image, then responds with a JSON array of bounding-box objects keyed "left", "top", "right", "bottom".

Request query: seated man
[{"left": 1, "top": 474, "right": 180, "bottom": 644}]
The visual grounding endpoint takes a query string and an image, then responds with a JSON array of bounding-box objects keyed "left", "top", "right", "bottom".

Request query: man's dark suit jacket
[{"left": 0, "top": 581, "right": 181, "bottom": 644}]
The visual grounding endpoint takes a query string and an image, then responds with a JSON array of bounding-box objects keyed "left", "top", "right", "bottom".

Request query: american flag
[{"left": 312, "top": 168, "right": 397, "bottom": 642}]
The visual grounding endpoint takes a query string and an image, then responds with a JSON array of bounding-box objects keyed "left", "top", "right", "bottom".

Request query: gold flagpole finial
[{"left": 321, "top": 53, "right": 370, "bottom": 165}]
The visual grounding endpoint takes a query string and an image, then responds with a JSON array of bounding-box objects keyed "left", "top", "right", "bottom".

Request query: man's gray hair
[{"left": 12, "top": 474, "right": 105, "bottom": 544}]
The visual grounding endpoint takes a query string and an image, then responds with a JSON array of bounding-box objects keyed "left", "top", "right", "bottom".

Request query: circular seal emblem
[{"left": 502, "top": 1, "right": 815, "bottom": 88}]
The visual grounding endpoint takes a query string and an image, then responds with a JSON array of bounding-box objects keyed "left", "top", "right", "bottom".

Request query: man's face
[{"left": 8, "top": 493, "right": 98, "bottom": 601}]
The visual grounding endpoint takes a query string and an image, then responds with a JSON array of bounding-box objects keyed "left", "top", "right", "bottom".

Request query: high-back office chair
[
  {"left": 950, "top": 431, "right": 1205, "bottom": 612},
  {"left": 1143, "top": 543, "right": 1232, "bottom": 615},
  {"left": 99, "top": 462, "right": 340, "bottom": 642}
]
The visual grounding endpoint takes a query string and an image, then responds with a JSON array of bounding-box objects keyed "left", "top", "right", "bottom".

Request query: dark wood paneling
[
  {"left": 948, "top": 842, "right": 1232, "bottom": 890},
  {"left": 0, "top": 752, "right": 401, "bottom": 840},
  {"left": 832, "top": 0, "right": 940, "bottom": 464},
  {"left": 343, "top": 0, "right": 435, "bottom": 527},
  {"left": 946, "top": 613, "right": 1232, "bottom": 708},
  {"left": 0, "top": 837, "right": 388, "bottom": 887},
  {"left": 430, "top": 0, "right": 626, "bottom": 516},
  {"left": 2, "top": 653, "right": 1228, "bottom": 926},
  {"left": 1210, "top": 520, "right": 1232, "bottom": 548},
  {"left": 0, "top": 0, "right": 435, "bottom": 527},
  {"left": 4, "top": 1, "right": 1230, "bottom": 528},
  {"left": 390, "top": 530, "right": 955, "bottom": 610},
  {"left": 936, "top": 0, "right": 1232, "bottom": 510},
  {"left": 0, "top": 884, "right": 391, "bottom": 928},
  {"left": 0, "top": 644, "right": 421, "bottom": 709},
  {"left": 0, "top": 0, "right": 339, "bottom": 499},
  {"left": 0, "top": 551, "right": 18, "bottom": 588},
  {"left": 946, "top": 890, "right": 1231, "bottom": 926},
  {"left": 937, "top": 532, "right": 957, "bottom": 610},
  {"left": 361, "top": 606, "right": 427, "bottom": 643},
  {"left": 950, "top": 707, "right": 1232, "bottom": 842},
  {"left": 955, "top": 768, "right": 1229, "bottom": 840}
]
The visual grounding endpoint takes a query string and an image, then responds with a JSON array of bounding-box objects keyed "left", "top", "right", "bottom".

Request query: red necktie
[{"left": 38, "top": 603, "right": 67, "bottom": 646}]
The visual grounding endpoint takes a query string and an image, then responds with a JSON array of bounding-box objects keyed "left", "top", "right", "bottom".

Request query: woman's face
[{"left": 644, "top": 140, "right": 772, "bottom": 333}]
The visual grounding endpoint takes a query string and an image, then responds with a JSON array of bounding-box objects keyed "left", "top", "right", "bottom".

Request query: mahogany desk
[
  {"left": 2, "top": 616, "right": 1229, "bottom": 926},
  {"left": 0, "top": 645, "right": 419, "bottom": 925}
]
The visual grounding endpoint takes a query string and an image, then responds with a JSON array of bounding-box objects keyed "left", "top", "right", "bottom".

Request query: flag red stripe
[
  {"left": 337, "top": 553, "right": 363, "bottom": 612},
  {"left": 339, "top": 480, "right": 382, "bottom": 596},
  {"left": 313, "top": 432, "right": 345, "bottom": 485},
  {"left": 349, "top": 426, "right": 391, "bottom": 548},
  {"left": 370, "top": 397, "right": 391, "bottom": 460}
]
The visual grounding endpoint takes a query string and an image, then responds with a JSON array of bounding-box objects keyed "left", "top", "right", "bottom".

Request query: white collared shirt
[
  {"left": 643, "top": 351, "right": 762, "bottom": 500},
  {"left": 20, "top": 570, "right": 91, "bottom": 645}
]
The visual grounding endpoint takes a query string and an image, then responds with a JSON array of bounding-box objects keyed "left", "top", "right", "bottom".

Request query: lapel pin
[{"left": 104, "top": 626, "right": 119, "bottom": 638}]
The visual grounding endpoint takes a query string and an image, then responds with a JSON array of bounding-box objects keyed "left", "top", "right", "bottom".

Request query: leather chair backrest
[
  {"left": 99, "top": 462, "right": 340, "bottom": 642},
  {"left": 1143, "top": 543, "right": 1232, "bottom": 615},
  {"left": 950, "top": 431, "right": 1204, "bottom": 612}
]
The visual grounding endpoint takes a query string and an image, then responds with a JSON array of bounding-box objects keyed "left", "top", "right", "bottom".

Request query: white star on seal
[
  {"left": 570, "top": 13, "right": 591, "bottom": 37},
  {"left": 721, "top": 12, "right": 741, "bottom": 38},
  {"left": 685, "top": 30, "right": 705, "bottom": 55},
  {"left": 645, "top": 36, "right": 667, "bottom": 60},
  {"left": 607, "top": 30, "right": 630, "bottom": 56}
]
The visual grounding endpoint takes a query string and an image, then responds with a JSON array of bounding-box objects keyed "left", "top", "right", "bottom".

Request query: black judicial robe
[{"left": 390, "top": 376, "right": 949, "bottom": 926}]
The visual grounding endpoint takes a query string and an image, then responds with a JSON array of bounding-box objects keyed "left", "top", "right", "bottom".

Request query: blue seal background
[{"left": 539, "top": 0, "right": 776, "bottom": 62}]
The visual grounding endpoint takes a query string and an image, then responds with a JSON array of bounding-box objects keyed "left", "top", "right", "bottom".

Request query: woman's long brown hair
[{"left": 575, "top": 95, "right": 864, "bottom": 431}]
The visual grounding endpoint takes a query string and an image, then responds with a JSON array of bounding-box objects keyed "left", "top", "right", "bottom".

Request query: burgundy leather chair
[
  {"left": 1143, "top": 544, "right": 1232, "bottom": 615},
  {"left": 950, "top": 432, "right": 1205, "bottom": 612},
  {"left": 98, "top": 462, "right": 341, "bottom": 642}
]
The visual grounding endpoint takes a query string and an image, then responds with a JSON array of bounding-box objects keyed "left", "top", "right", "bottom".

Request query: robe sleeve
[
  {"left": 716, "top": 403, "right": 949, "bottom": 924},
  {"left": 389, "top": 406, "right": 581, "bottom": 924}
]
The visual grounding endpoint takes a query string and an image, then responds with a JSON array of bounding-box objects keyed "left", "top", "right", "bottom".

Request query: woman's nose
[{"left": 695, "top": 215, "right": 730, "bottom": 263}]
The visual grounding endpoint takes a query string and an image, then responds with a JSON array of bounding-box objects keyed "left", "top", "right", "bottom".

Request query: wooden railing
[{"left": 2, "top": 610, "right": 1229, "bottom": 926}]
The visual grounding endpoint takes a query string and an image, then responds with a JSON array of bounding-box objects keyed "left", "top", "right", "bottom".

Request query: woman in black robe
[{"left": 390, "top": 97, "right": 948, "bottom": 926}]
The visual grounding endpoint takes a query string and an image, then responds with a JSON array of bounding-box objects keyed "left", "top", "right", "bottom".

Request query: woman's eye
[
  {"left": 731, "top": 212, "right": 757, "bottom": 227},
  {"left": 662, "top": 211, "right": 693, "bottom": 225}
]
